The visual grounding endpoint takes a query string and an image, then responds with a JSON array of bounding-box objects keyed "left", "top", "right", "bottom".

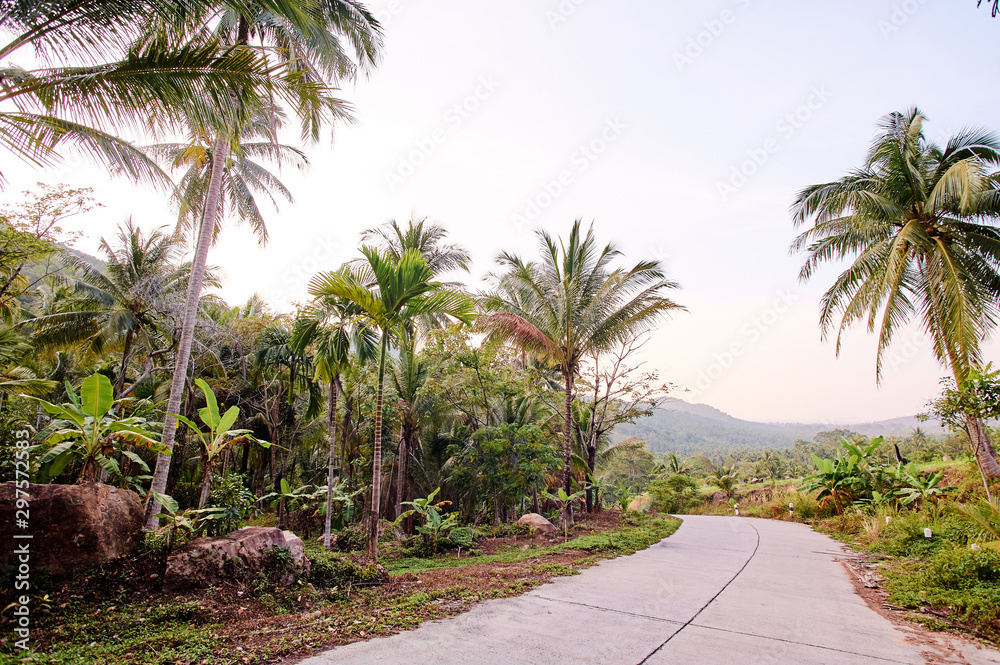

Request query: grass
[
  {"left": 0, "top": 513, "right": 679, "bottom": 665},
  {"left": 386, "top": 515, "right": 680, "bottom": 575}
]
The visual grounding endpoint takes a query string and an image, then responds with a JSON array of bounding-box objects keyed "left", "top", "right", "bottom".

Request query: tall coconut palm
[
  {"left": 144, "top": 2, "right": 382, "bottom": 528},
  {"left": 480, "top": 220, "right": 684, "bottom": 526},
  {"left": 28, "top": 221, "right": 210, "bottom": 396},
  {"left": 290, "top": 268, "right": 376, "bottom": 549},
  {"left": 791, "top": 107, "right": 1000, "bottom": 478},
  {"left": 308, "top": 247, "right": 474, "bottom": 559},
  {"left": 360, "top": 217, "right": 472, "bottom": 330}
]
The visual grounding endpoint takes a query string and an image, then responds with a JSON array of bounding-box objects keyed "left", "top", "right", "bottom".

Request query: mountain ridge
[{"left": 614, "top": 398, "right": 944, "bottom": 455}]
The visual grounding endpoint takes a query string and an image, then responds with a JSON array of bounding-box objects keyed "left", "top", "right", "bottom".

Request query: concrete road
[{"left": 297, "top": 515, "right": 1000, "bottom": 665}]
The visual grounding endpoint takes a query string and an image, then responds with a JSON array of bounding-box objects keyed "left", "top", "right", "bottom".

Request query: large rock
[
  {"left": 0, "top": 482, "right": 143, "bottom": 576},
  {"left": 165, "top": 526, "right": 308, "bottom": 591},
  {"left": 517, "top": 512, "right": 558, "bottom": 536}
]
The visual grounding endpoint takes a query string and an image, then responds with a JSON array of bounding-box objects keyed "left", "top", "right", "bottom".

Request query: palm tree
[
  {"left": 0, "top": 326, "right": 56, "bottom": 407},
  {"left": 308, "top": 247, "right": 474, "bottom": 559},
  {"left": 144, "top": 3, "right": 382, "bottom": 528},
  {"left": 480, "top": 220, "right": 684, "bottom": 526},
  {"left": 791, "top": 108, "right": 1000, "bottom": 478},
  {"left": 710, "top": 465, "right": 740, "bottom": 499},
  {"left": 146, "top": 106, "right": 307, "bottom": 246},
  {"left": 290, "top": 267, "right": 376, "bottom": 550},
  {"left": 28, "top": 221, "right": 203, "bottom": 396},
  {"left": 360, "top": 217, "right": 472, "bottom": 330},
  {"left": 254, "top": 322, "right": 318, "bottom": 528},
  {"left": 0, "top": 0, "right": 317, "bottom": 187},
  {"left": 361, "top": 217, "right": 472, "bottom": 276}
]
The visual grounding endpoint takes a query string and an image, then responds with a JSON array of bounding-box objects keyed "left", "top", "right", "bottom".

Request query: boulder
[
  {"left": 710, "top": 492, "right": 729, "bottom": 505},
  {"left": 517, "top": 512, "right": 558, "bottom": 536},
  {"left": 165, "top": 526, "right": 308, "bottom": 591},
  {"left": 627, "top": 493, "right": 653, "bottom": 513},
  {"left": 0, "top": 482, "right": 143, "bottom": 576}
]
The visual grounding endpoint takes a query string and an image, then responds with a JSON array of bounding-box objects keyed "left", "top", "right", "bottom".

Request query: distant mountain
[{"left": 613, "top": 398, "right": 944, "bottom": 455}]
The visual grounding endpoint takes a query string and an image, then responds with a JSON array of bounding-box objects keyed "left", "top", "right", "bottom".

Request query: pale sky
[{"left": 2, "top": 0, "right": 998, "bottom": 424}]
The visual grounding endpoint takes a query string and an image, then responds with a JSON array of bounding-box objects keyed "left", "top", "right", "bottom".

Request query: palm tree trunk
[
  {"left": 115, "top": 329, "right": 134, "bottom": 397},
  {"left": 368, "top": 336, "right": 388, "bottom": 560},
  {"left": 966, "top": 415, "right": 1000, "bottom": 478},
  {"left": 323, "top": 376, "right": 339, "bottom": 550},
  {"left": 278, "top": 446, "right": 291, "bottom": 530},
  {"left": 585, "top": 444, "right": 597, "bottom": 513},
  {"left": 198, "top": 464, "right": 212, "bottom": 509},
  {"left": 144, "top": 133, "right": 229, "bottom": 530},
  {"left": 395, "top": 438, "right": 406, "bottom": 520},
  {"left": 562, "top": 371, "right": 574, "bottom": 528}
]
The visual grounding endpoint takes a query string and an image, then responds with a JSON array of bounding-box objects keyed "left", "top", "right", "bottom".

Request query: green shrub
[
  {"left": 205, "top": 472, "right": 256, "bottom": 536},
  {"left": 887, "top": 544, "right": 1000, "bottom": 627},
  {"left": 305, "top": 547, "right": 387, "bottom": 588},
  {"left": 647, "top": 475, "right": 700, "bottom": 514},
  {"left": 333, "top": 523, "right": 368, "bottom": 552},
  {"left": 448, "top": 526, "right": 475, "bottom": 548}
]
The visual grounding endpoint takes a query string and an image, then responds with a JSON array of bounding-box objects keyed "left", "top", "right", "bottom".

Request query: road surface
[{"left": 298, "top": 515, "right": 1000, "bottom": 665}]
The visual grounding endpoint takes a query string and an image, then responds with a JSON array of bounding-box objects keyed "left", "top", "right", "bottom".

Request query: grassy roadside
[{"left": 0, "top": 513, "right": 679, "bottom": 665}]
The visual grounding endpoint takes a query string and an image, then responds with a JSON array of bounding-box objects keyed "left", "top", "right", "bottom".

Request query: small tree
[
  {"left": 925, "top": 366, "right": 1000, "bottom": 499},
  {"left": 541, "top": 488, "right": 586, "bottom": 537},
  {"left": 174, "top": 378, "right": 269, "bottom": 509},
  {"left": 396, "top": 488, "right": 456, "bottom": 553}
]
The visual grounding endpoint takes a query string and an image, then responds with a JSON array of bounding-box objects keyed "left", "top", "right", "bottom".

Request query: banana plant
[
  {"left": 397, "top": 488, "right": 457, "bottom": 552},
  {"left": 611, "top": 481, "right": 636, "bottom": 513},
  {"left": 173, "top": 378, "right": 269, "bottom": 509},
  {"left": 262, "top": 479, "right": 323, "bottom": 513},
  {"left": 800, "top": 453, "right": 864, "bottom": 515},
  {"left": 896, "top": 466, "right": 951, "bottom": 509},
  {"left": 541, "top": 487, "right": 586, "bottom": 536},
  {"left": 27, "top": 373, "right": 165, "bottom": 483}
]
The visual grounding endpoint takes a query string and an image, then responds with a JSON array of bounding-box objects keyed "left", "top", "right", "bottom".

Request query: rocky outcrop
[
  {"left": 517, "top": 512, "right": 558, "bottom": 536},
  {"left": 0, "top": 482, "right": 143, "bottom": 576},
  {"left": 164, "top": 527, "right": 308, "bottom": 591}
]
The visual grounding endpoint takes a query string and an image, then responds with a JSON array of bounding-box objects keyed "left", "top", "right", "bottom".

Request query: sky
[{"left": 2, "top": 0, "right": 998, "bottom": 424}]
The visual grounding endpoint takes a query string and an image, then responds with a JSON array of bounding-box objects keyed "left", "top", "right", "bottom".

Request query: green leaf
[
  {"left": 80, "top": 373, "right": 114, "bottom": 420},
  {"left": 47, "top": 450, "right": 75, "bottom": 479},
  {"left": 121, "top": 450, "right": 150, "bottom": 473},
  {"left": 152, "top": 491, "right": 178, "bottom": 515},
  {"left": 38, "top": 440, "right": 76, "bottom": 465},
  {"left": 217, "top": 406, "right": 239, "bottom": 435},
  {"left": 195, "top": 378, "right": 221, "bottom": 429},
  {"left": 94, "top": 453, "right": 120, "bottom": 477}
]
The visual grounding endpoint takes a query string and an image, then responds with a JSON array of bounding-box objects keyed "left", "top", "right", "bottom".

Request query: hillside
[{"left": 614, "top": 398, "right": 945, "bottom": 455}]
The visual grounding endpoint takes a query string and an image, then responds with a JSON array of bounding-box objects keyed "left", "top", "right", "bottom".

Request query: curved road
[{"left": 298, "top": 515, "right": 1000, "bottom": 665}]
